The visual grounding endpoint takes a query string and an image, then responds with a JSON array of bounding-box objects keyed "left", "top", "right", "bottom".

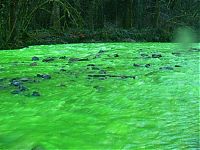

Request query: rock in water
[
  {"left": 32, "top": 91, "right": 40, "bottom": 97},
  {"left": 32, "top": 56, "right": 39, "bottom": 61},
  {"left": 133, "top": 63, "right": 142, "bottom": 67},
  {"left": 114, "top": 54, "right": 119, "bottom": 57},
  {"left": 19, "top": 85, "right": 28, "bottom": 91},
  {"left": 37, "top": 74, "right": 51, "bottom": 79},
  {"left": 175, "top": 65, "right": 181, "bottom": 67},
  {"left": 145, "top": 64, "right": 151, "bottom": 68},
  {"left": 42, "top": 57, "right": 55, "bottom": 62},
  {"left": 10, "top": 80, "right": 21, "bottom": 86},
  {"left": 59, "top": 56, "right": 67, "bottom": 59},
  {"left": 159, "top": 66, "right": 174, "bottom": 70},
  {"left": 152, "top": 54, "right": 162, "bottom": 58}
]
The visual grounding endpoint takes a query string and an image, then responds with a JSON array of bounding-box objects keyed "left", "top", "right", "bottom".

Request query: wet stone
[
  {"left": 145, "top": 64, "right": 151, "bottom": 68},
  {"left": 19, "top": 78, "right": 30, "bottom": 82},
  {"left": 10, "top": 80, "right": 21, "bottom": 86},
  {"left": 60, "top": 69, "right": 67, "bottom": 72},
  {"left": 133, "top": 63, "right": 142, "bottom": 67},
  {"left": 19, "top": 85, "right": 28, "bottom": 91},
  {"left": 152, "top": 54, "right": 162, "bottom": 58},
  {"left": 140, "top": 53, "right": 149, "bottom": 57},
  {"left": 42, "top": 57, "right": 55, "bottom": 62},
  {"left": 37, "top": 74, "right": 51, "bottom": 79},
  {"left": 32, "top": 91, "right": 40, "bottom": 97},
  {"left": 87, "top": 64, "right": 96, "bottom": 67},
  {"left": 32, "top": 56, "right": 39, "bottom": 61},
  {"left": 189, "top": 48, "right": 200, "bottom": 52},
  {"left": 98, "top": 50, "right": 106, "bottom": 53},
  {"left": 114, "top": 54, "right": 119, "bottom": 57},
  {"left": 175, "top": 65, "right": 181, "bottom": 67},
  {"left": 159, "top": 66, "right": 174, "bottom": 70},
  {"left": 59, "top": 56, "right": 67, "bottom": 59},
  {"left": 172, "top": 52, "right": 181, "bottom": 56}
]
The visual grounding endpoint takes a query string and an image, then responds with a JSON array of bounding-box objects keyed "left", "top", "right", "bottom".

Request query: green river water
[{"left": 0, "top": 43, "right": 199, "bottom": 149}]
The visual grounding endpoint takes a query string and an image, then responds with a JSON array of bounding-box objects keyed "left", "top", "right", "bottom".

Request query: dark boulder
[
  {"left": 42, "top": 57, "right": 55, "bottom": 62},
  {"left": 133, "top": 63, "right": 142, "bottom": 67},
  {"left": 159, "top": 66, "right": 174, "bottom": 70},
  {"left": 140, "top": 53, "right": 149, "bottom": 57},
  {"left": 87, "top": 64, "right": 96, "bottom": 67},
  {"left": 32, "top": 91, "right": 40, "bottom": 97},
  {"left": 19, "top": 85, "right": 28, "bottom": 91},
  {"left": 175, "top": 65, "right": 181, "bottom": 67},
  {"left": 189, "top": 48, "right": 200, "bottom": 52},
  {"left": 60, "top": 68, "right": 67, "bottom": 72},
  {"left": 59, "top": 56, "right": 68, "bottom": 59},
  {"left": 37, "top": 74, "right": 51, "bottom": 79},
  {"left": 98, "top": 50, "right": 106, "bottom": 53},
  {"left": 152, "top": 54, "right": 162, "bottom": 58},
  {"left": 10, "top": 80, "right": 21, "bottom": 86},
  {"left": 145, "top": 64, "right": 151, "bottom": 68},
  {"left": 19, "top": 78, "right": 30, "bottom": 82},
  {"left": 114, "top": 54, "right": 119, "bottom": 57},
  {"left": 32, "top": 56, "right": 39, "bottom": 61}
]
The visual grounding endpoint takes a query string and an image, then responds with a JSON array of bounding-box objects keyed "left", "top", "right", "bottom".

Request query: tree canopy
[{"left": 0, "top": 0, "right": 199, "bottom": 49}]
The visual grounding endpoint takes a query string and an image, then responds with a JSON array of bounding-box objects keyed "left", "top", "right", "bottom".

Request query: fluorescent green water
[{"left": 0, "top": 43, "right": 199, "bottom": 150}]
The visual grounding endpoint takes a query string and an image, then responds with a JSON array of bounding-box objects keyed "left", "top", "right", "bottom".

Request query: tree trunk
[
  {"left": 9, "top": 0, "right": 19, "bottom": 42},
  {"left": 51, "top": 1, "right": 60, "bottom": 30}
]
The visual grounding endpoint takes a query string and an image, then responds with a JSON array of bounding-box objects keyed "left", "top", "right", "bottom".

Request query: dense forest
[{"left": 0, "top": 0, "right": 199, "bottom": 49}]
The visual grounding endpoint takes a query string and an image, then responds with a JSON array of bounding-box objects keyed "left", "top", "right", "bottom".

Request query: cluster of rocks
[{"left": 0, "top": 48, "right": 187, "bottom": 97}]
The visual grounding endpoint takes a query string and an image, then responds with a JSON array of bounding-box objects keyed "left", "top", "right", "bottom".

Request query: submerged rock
[
  {"left": 32, "top": 91, "right": 40, "bottom": 97},
  {"left": 68, "top": 58, "right": 89, "bottom": 63},
  {"left": 19, "top": 78, "right": 30, "bottom": 82},
  {"left": 140, "top": 53, "right": 149, "bottom": 57},
  {"left": 172, "top": 52, "right": 181, "bottom": 56},
  {"left": 98, "top": 49, "right": 106, "bottom": 53},
  {"left": 189, "top": 48, "right": 200, "bottom": 52},
  {"left": 152, "top": 54, "right": 162, "bottom": 58},
  {"left": 133, "top": 63, "right": 142, "bottom": 67},
  {"left": 114, "top": 54, "right": 119, "bottom": 57},
  {"left": 87, "top": 64, "right": 96, "bottom": 67},
  {"left": 18, "top": 85, "right": 28, "bottom": 91},
  {"left": 42, "top": 57, "right": 55, "bottom": 62},
  {"left": 10, "top": 80, "right": 21, "bottom": 86},
  {"left": 175, "top": 65, "right": 182, "bottom": 67},
  {"left": 59, "top": 56, "right": 68, "bottom": 59},
  {"left": 32, "top": 56, "right": 39, "bottom": 61},
  {"left": 37, "top": 74, "right": 51, "bottom": 79},
  {"left": 159, "top": 66, "right": 174, "bottom": 70},
  {"left": 60, "top": 68, "right": 67, "bottom": 72},
  {"left": 145, "top": 64, "right": 151, "bottom": 68}
]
